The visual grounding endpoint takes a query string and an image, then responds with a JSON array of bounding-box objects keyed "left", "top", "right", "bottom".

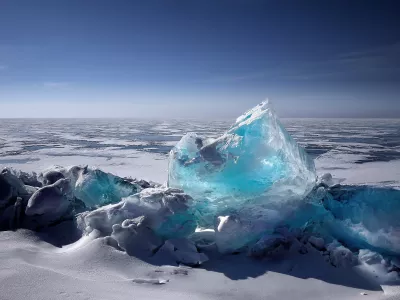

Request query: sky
[{"left": 0, "top": 0, "right": 399, "bottom": 118}]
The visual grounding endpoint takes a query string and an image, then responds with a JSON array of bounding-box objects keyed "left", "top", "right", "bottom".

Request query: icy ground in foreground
[{"left": 0, "top": 101, "right": 399, "bottom": 299}]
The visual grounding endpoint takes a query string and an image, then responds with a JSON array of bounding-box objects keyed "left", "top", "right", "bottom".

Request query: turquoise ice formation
[
  {"left": 168, "top": 101, "right": 316, "bottom": 226},
  {"left": 73, "top": 168, "right": 141, "bottom": 207},
  {"left": 322, "top": 185, "right": 400, "bottom": 255}
]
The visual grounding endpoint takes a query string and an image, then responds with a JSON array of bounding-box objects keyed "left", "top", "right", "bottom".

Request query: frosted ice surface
[
  {"left": 168, "top": 101, "right": 316, "bottom": 226},
  {"left": 111, "top": 217, "right": 163, "bottom": 257},
  {"left": 72, "top": 167, "right": 141, "bottom": 207},
  {"left": 323, "top": 185, "right": 400, "bottom": 255},
  {"left": 78, "top": 186, "right": 195, "bottom": 238}
]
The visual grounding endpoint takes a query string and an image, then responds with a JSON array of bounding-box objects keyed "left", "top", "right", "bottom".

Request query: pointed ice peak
[{"left": 235, "top": 99, "right": 273, "bottom": 126}]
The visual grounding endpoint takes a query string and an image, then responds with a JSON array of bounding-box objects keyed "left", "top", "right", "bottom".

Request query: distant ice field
[{"left": 0, "top": 118, "right": 399, "bottom": 187}]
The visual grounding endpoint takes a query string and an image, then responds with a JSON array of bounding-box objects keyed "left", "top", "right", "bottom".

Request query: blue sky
[{"left": 0, "top": 0, "right": 399, "bottom": 118}]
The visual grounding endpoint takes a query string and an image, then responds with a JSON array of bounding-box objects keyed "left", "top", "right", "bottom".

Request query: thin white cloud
[{"left": 0, "top": 65, "right": 7, "bottom": 70}]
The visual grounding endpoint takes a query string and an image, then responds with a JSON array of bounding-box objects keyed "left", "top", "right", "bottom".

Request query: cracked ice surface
[{"left": 168, "top": 101, "right": 316, "bottom": 230}]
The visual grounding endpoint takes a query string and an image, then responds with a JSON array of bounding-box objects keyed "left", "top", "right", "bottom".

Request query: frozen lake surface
[{"left": 1, "top": 118, "right": 399, "bottom": 186}]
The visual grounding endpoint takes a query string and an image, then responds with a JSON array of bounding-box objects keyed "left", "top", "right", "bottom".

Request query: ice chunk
[
  {"left": 248, "top": 233, "right": 287, "bottom": 258},
  {"left": 1, "top": 168, "right": 32, "bottom": 202},
  {"left": 214, "top": 214, "right": 278, "bottom": 253},
  {"left": 0, "top": 197, "right": 23, "bottom": 230},
  {"left": 25, "top": 178, "right": 73, "bottom": 226},
  {"left": 326, "top": 241, "right": 358, "bottom": 268},
  {"left": 111, "top": 217, "right": 163, "bottom": 257},
  {"left": 154, "top": 238, "right": 208, "bottom": 266},
  {"left": 10, "top": 169, "right": 41, "bottom": 187},
  {"left": 358, "top": 249, "right": 400, "bottom": 284},
  {"left": 78, "top": 187, "right": 195, "bottom": 238},
  {"left": 40, "top": 170, "right": 65, "bottom": 186},
  {"left": 188, "top": 228, "right": 216, "bottom": 248},
  {"left": 168, "top": 101, "right": 315, "bottom": 207},
  {"left": 72, "top": 167, "right": 141, "bottom": 207},
  {"left": 323, "top": 186, "right": 400, "bottom": 255},
  {"left": 0, "top": 172, "right": 14, "bottom": 208},
  {"left": 139, "top": 187, "right": 196, "bottom": 239},
  {"left": 358, "top": 249, "right": 384, "bottom": 265},
  {"left": 214, "top": 215, "right": 248, "bottom": 253},
  {"left": 168, "top": 101, "right": 316, "bottom": 246}
]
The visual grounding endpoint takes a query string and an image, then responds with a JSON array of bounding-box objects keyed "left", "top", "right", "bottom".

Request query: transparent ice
[
  {"left": 168, "top": 101, "right": 316, "bottom": 224},
  {"left": 322, "top": 186, "right": 400, "bottom": 255},
  {"left": 72, "top": 167, "right": 141, "bottom": 207},
  {"left": 167, "top": 101, "right": 317, "bottom": 250}
]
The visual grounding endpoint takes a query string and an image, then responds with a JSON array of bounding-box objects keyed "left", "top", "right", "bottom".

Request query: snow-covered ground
[
  {"left": 1, "top": 118, "right": 400, "bottom": 300},
  {"left": 1, "top": 229, "right": 396, "bottom": 300}
]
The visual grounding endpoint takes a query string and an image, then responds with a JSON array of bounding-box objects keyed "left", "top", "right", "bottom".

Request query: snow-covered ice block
[
  {"left": 0, "top": 168, "right": 33, "bottom": 203},
  {"left": 0, "top": 172, "right": 14, "bottom": 208},
  {"left": 327, "top": 241, "right": 358, "bottom": 268},
  {"left": 358, "top": 249, "right": 384, "bottom": 265},
  {"left": 214, "top": 213, "right": 278, "bottom": 253},
  {"left": 308, "top": 236, "right": 325, "bottom": 250},
  {"left": 154, "top": 238, "right": 208, "bottom": 266},
  {"left": 189, "top": 228, "right": 216, "bottom": 246},
  {"left": 25, "top": 178, "right": 73, "bottom": 226},
  {"left": 111, "top": 217, "right": 163, "bottom": 256},
  {"left": 78, "top": 187, "right": 195, "bottom": 238},
  {"left": 168, "top": 101, "right": 316, "bottom": 227},
  {"left": 10, "top": 168, "right": 41, "bottom": 187},
  {"left": 358, "top": 249, "right": 400, "bottom": 283},
  {"left": 40, "top": 170, "right": 65, "bottom": 186},
  {"left": 248, "top": 233, "right": 287, "bottom": 257}
]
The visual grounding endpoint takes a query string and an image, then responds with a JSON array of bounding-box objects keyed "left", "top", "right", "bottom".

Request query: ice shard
[{"left": 168, "top": 101, "right": 316, "bottom": 233}]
